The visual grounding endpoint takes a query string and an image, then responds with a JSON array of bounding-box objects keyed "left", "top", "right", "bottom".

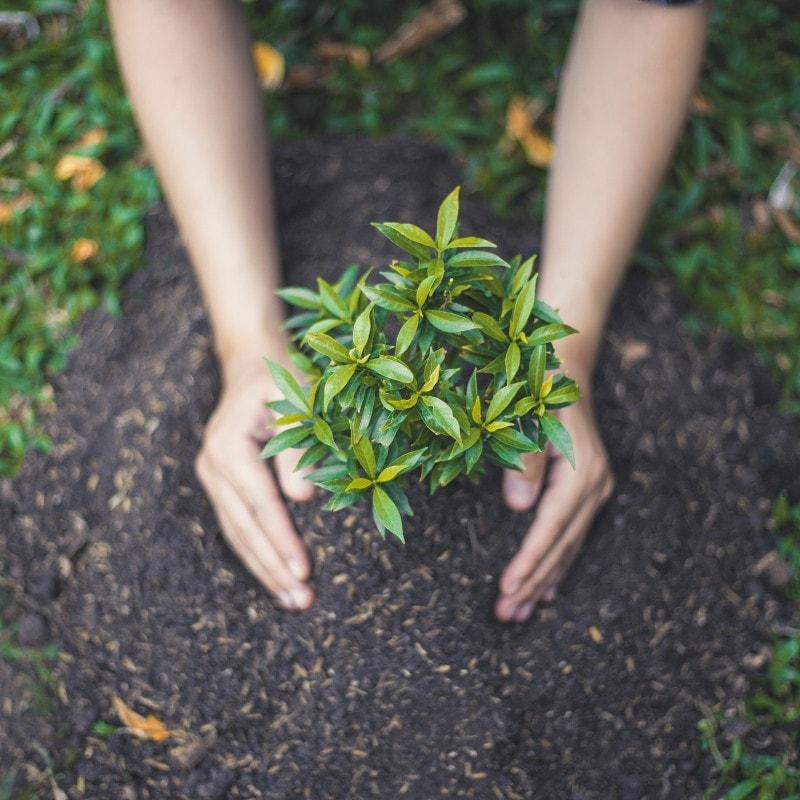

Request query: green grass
[{"left": 2, "top": 1, "right": 799, "bottom": 796}]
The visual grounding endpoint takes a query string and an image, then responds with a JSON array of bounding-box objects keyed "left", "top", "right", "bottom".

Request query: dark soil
[{"left": 2, "top": 138, "right": 799, "bottom": 800}]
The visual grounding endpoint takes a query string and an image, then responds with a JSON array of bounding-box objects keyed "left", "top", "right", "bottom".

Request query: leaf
[
  {"left": 260, "top": 425, "right": 314, "bottom": 459},
  {"left": 376, "top": 448, "right": 427, "bottom": 482},
  {"left": 545, "top": 381, "right": 581, "bottom": 407},
  {"left": 415, "top": 273, "right": 440, "bottom": 308},
  {"left": 526, "top": 323, "right": 577, "bottom": 347},
  {"left": 372, "top": 223, "right": 433, "bottom": 260},
  {"left": 486, "top": 381, "right": 523, "bottom": 423},
  {"left": 312, "top": 417, "right": 337, "bottom": 449},
  {"left": 445, "top": 250, "right": 510, "bottom": 269},
  {"left": 540, "top": 412, "right": 575, "bottom": 468},
  {"left": 346, "top": 477, "right": 373, "bottom": 492},
  {"left": 379, "top": 222, "right": 436, "bottom": 250},
  {"left": 252, "top": 41, "right": 285, "bottom": 90},
  {"left": 317, "top": 278, "right": 350, "bottom": 319},
  {"left": 352, "top": 303, "right": 372, "bottom": 356},
  {"left": 527, "top": 344, "right": 547, "bottom": 395},
  {"left": 276, "top": 285, "right": 321, "bottom": 310},
  {"left": 353, "top": 435, "right": 377, "bottom": 479},
  {"left": 424, "top": 310, "right": 479, "bottom": 333},
  {"left": 510, "top": 276, "right": 538, "bottom": 339},
  {"left": 504, "top": 341, "right": 521, "bottom": 382},
  {"left": 113, "top": 697, "right": 173, "bottom": 742},
  {"left": 472, "top": 312, "right": 509, "bottom": 343},
  {"left": 505, "top": 96, "right": 553, "bottom": 167},
  {"left": 360, "top": 284, "right": 417, "bottom": 312},
  {"left": 419, "top": 395, "right": 462, "bottom": 440},
  {"left": 436, "top": 185, "right": 460, "bottom": 250},
  {"left": 323, "top": 362, "right": 358, "bottom": 411},
  {"left": 395, "top": 313, "right": 419, "bottom": 357},
  {"left": 366, "top": 356, "right": 414, "bottom": 384},
  {"left": 372, "top": 485, "right": 404, "bottom": 541},
  {"left": 266, "top": 360, "right": 310, "bottom": 413},
  {"left": 294, "top": 440, "right": 331, "bottom": 471},
  {"left": 305, "top": 332, "right": 352, "bottom": 363},
  {"left": 445, "top": 236, "right": 496, "bottom": 250}
]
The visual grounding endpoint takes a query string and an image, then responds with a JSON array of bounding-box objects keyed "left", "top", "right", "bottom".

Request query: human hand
[
  {"left": 494, "top": 391, "right": 614, "bottom": 623},
  {"left": 195, "top": 349, "right": 316, "bottom": 610}
]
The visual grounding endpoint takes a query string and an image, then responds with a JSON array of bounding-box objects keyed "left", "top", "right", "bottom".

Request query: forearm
[
  {"left": 107, "top": 0, "right": 287, "bottom": 379},
  {"left": 540, "top": 0, "right": 711, "bottom": 376}
]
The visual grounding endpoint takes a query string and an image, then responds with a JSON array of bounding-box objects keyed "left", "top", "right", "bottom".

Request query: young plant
[{"left": 262, "top": 187, "right": 580, "bottom": 541}]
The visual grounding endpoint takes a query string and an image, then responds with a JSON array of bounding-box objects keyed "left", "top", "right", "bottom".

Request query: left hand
[{"left": 494, "top": 392, "right": 615, "bottom": 623}]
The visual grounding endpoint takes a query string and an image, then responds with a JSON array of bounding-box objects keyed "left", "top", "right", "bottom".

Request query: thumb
[
  {"left": 502, "top": 450, "right": 547, "bottom": 511},
  {"left": 274, "top": 447, "right": 316, "bottom": 502}
]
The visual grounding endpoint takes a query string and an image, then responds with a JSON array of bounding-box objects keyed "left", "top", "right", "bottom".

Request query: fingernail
[
  {"left": 515, "top": 601, "right": 534, "bottom": 622},
  {"left": 278, "top": 590, "right": 295, "bottom": 610},
  {"left": 288, "top": 558, "right": 306, "bottom": 581},
  {"left": 504, "top": 474, "right": 539, "bottom": 511},
  {"left": 290, "top": 587, "right": 310, "bottom": 610},
  {"left": 542, "top": 586, "right": 557, "bottom": 603},
  {"left": 505, "top": 579, "right": 521, "bottom": 596}
]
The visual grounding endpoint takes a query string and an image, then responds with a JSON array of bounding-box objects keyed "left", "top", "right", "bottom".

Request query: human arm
[
  {"left": 106, "top": 0, "right": 314, "bottom": 609},
  {"left": 495, "top": 0, "right": 712, "bottom": 622}
]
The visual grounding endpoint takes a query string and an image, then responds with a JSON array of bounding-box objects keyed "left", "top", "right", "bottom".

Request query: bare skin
[{"left": 107, "top": 0, "right": 710, "bottom": 620}]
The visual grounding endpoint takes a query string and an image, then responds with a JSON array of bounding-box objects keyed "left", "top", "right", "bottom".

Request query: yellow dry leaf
[
  {"left": 505, "top": 96, "right": 553, "bottom": 168},
  {"left": 0, "top": 201, "right": 12, "bottom": 224},
  {"left": 75, "top": 127, "right": 108, "bottom": 148},
  {"left": 252, "top": 41, "right": 285, "bottom": 90},
  {"left": 54, "top": 154, "right": 106, "bottom": 190},
  {"left": 70, "top": 238, "right": 98, "bottom": 262},
  {"left": 112, "top": 696, "right": 172, "bottom": 742},
  {"left": 315, "top": 41, "right": 371, "bottom": 69},
  {"left": 690, "top": 91, "right": 714, "bottom": 116}
]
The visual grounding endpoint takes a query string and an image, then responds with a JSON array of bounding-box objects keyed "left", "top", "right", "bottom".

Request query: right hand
[{"left": 195, "top": 349, "right": 316, "bottom": 610}]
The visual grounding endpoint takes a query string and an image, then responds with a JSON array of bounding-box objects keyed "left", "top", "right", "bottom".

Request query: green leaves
[{"left": 264, "top": 187, "right": 580, "bottom": 542}]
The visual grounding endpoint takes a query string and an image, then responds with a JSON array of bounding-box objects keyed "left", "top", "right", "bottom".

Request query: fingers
[
  {"left": 502, "top": 450, "right": 546, "bottom": 511},
  {"left": 495, "top": 403, "right": 615, "bottom": 623}
]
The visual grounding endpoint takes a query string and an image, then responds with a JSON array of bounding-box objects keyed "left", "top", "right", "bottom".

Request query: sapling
[{"left": 262, "top": 187, "right": 580, "bottom": 541}]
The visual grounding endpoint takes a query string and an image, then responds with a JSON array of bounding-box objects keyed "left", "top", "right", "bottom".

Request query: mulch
[{"left": 1, "top": 137, "right": 798, "bottom": 800}]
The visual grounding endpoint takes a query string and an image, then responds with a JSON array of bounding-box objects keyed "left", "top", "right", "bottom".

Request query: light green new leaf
[
  {"left": 372, "top": 485, "right": 404, "bottom": 541},
  {"left": 317, "top": 278, "right": 349, "bottom": 319},
  {"left": 372, "top": 223, "right": 433, "bottom": 260},
  {"left": 425, "top": 310, "right": 479, "bottom": 334},
  {"left": 509, "top": 255, "right": 536, "bottom": 297},
  {"left": 436, "top": 186, "right": 460, "bottom": 250},
  {"left": 486, "top": 381, "right": 524, "bottom": 423},
  {"left": 472, "top": 312, "right": 509, "bottom": 343},
  {"left": 360, "top": 284, "right": 417, "bottom": 312},
  {"left": 445, "top": 236, "right": 496, "bottom": 250},
  {"left": 352, "top": 303, "right": 373, "bottom": 356},
  {"left": 380, "top": 222, "right": 436, "bottom": 250},
  {"left": 312, "top": 417, "right": 337, "bottom": 449},
  {"left": 395, "top": 313, "right": 419, "bottom": 357},
  {"left": 376, "top": 448, "right": 427, "bottom": 482},
  {"left": 540, "top": 411, "right": 575, "bottom": 469},
  {"left": 323, "top": 362, "right": 357, "bottom": 411},
  {"left": 509, "top": 278, "right": 537, "bottom": 339},
  {"left": 276, "top": 285, "right": 321, "bottom": 310},
  {"left": 445, "top": 251, "right": 510, "bottom": 269},
  {"left": 526, "top": 323, "right": 577, "bottom": 347},
  {"left": 259, "top": 425, "right": 314, "bottom": 460},
  {"left": 306, "top": 332, "right": 352, "bottom": 363},
  {"left": 505, "top": 341, "right": 521, "bottom": 382},
  {"left": 544, "top": 382, "right": 581, "bottom": 407},
  {"left": 366, "top": 356, "right": 415, "bottom": 384},
  {"left": 415, "top": 273, "right": 441, "bottom": 309},
  {"left": 353, "top": 435, "right": 377, "bottom": 479},
  {"left": 346, "top": 477, "right": 373, "bottom": 492},
  {"left": 266, "top": 359, "right": 310, "bottom": 413}
]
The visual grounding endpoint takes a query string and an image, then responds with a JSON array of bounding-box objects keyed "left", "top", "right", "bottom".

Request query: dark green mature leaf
[
  {"left": 540, "top": 412, "right": 575, "bottom": 468},
  {"left": 486, "top": 381, "right": 524, "bottom": 423},
  {"left": 472, "top": 312, "right": 509, "bottom": 343},
  {"left": 317, "top": 278, "right": 350, "bottom": 319},
  {"left": 352, "top": 303, "right": 373, "bottom": 356},
  {"left": 419, "top": 395, "right": 462, "bottom": 440},
  {"left": 295, "top": 441, "right": 333, "bottom": 471},
  {"left": 260, "top": 425, "right": 315, "bottom": 459},
  {"left": 445, "top": 250, "right": 510, "bottom": 269},
  {"left": 323, "top": 362, "right": 358, "bottom": 411},
  {"left": 545, "top": 381, "right": 581, "bottom": 407},
  {"left": 436, "top": 186, "right": 460, "bottom": 250},
  {"left": 266, "top": 360, "right": 310, "bottom": 413},
  {"left": 424, "top": 310, "right": 479, "bottom": 333},
  {"left": 372, "top": 485, "right": 404, "bottom": 541},
  {"left": 380, "top": 222, "right": 436, "bottom": 250},
  {"left": 527, "top": 344, "right": 547, "bottom": 395},
  {"left": 360, "top": 284, "right": 417, "bottom": 312},
  {"left": 395, "top": 313, "right": 419, "bottom": 356},
  {"left": 445, "top": 236, "right": 496, "bottom": 250},
  {"left": 505, "top": 341, "right": 521, "bottom": 382},
  {"left": 510, "top": 277, "right": 537, "bottom": 339},
  {"left": 276, "top": 285, "right": 321, "bottom": 310}
]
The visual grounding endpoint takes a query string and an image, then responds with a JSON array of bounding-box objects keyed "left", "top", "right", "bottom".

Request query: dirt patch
[{"left": 2, "top": 137, "right": 798, "bottom": 799}]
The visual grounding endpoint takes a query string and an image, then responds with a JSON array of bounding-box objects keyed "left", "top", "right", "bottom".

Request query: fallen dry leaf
[
  {"left": 112, "top": 696, "right": 173, "bottom": 742},
  {"left": 690, "top": 91, "right": 714, "bottom": 116},
  {"left": 374, "top": 0, "right": 466, "bottom": 65},
  {"left": 315, "top": 40, "right": 370, "bottom": 69},
  {"left": 252, "top": 41, "right": 285, "bottom": 90},
  {"left": 505, "top": 96, "right": 553, "bottom": 168},
  {"left": 54, "top": 154, "right": 105, "bottom": 191},
  {"left": 74, "top": 127, "right": 107, "bottom": 149},
  {"left": 70, "top": 238, "right": 98, "bottom": 262}
]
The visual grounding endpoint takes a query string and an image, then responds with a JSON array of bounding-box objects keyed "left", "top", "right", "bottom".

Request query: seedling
[{"left": 262, "top": 187, "right": 580, "bottom": 540}]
